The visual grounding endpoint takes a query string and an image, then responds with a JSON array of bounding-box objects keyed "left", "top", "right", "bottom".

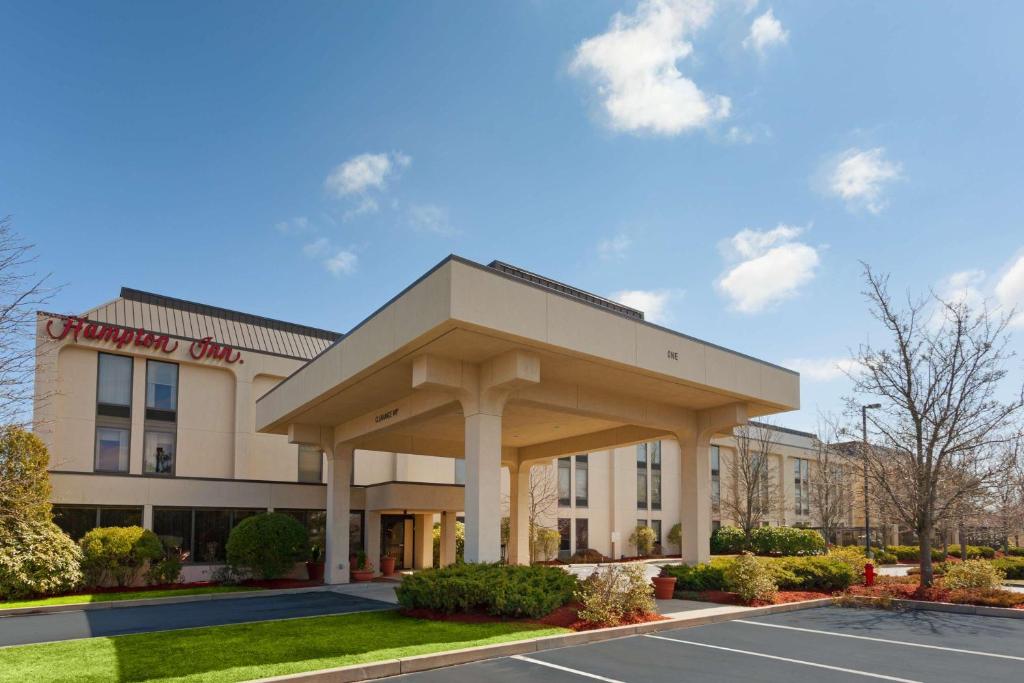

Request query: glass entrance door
[{"left": 381, "top": 515, "right": 409, "bottom": 569}]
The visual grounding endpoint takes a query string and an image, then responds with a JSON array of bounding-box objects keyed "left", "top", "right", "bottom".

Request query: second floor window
[
  {"left": 794, "top": 458, "right": 810, "bottom": 515},
  {"left": 711, "top": 445, "right": 721, "bottom": 513},
  {"left": 636, "top": 443, "right": 648, "bottom": 509},
  {"left": 298, "top": 445, "right": 323, "bottom": 483},
  {"left": 575, "top": 455, "right": 588, "bottom": 507},
  {"left": 95, "top": 353, "right": 132, "bottom": 473},
  {"left": 144, "top": 360, "right": 178, "bottom": 476},
  {"left": 558, "top": 457, "right": 571, "bottom": 507},
  {"left": 650, "top": 442, "right": 662, "bottom": 511}
]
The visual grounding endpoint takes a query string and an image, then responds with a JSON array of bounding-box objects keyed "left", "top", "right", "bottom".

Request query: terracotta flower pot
[
  {"left": 652, "top": 576, "right": 677, "bottom": 600},
  {"left": 351, "top": 569, "right": 375, "bottom": 582},
  {"left": 380, "top": 556, "right": 396, "bottom": 577},
  {"left": 305, "top": 561, "right": 325, "bottom": 583}
]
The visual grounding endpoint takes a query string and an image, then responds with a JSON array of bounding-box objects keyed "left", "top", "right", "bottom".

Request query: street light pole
[{"left": 862, "top": 403, "right": 881, "bottom": 558}]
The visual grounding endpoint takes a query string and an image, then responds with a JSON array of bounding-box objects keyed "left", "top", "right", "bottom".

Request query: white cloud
[
  {"left": 717, "top": 224, "right": 820, "bottom": 312},
  {"left": 783, "top": 357, "right": 859, "bottom": 382},
  {"left": 569, "top": 0, "right": 730, "bottom": 136},
  {"left": 324, "top": 152, "right": 411, "bottom": 197},
  {"left": 343, "top": 197, "right": 380, "bottom": 220},
  {"left": 325, "top": 250, "right": 358, "bottom": 277},
  {"left": 940, "top": 269, "right": 986, "bottom": 309},
  {"left": 743, "top": 9, "right": 788, "bottom": 55},
  {"left": 610, "top": 289, "right": 683, "bottom": 324},
  {"left": 994, "top": 254, "right": 1024, "bottom": 327},
  {"left": 827, "top": 147, "right": 902, "bottom": 214},
  {"left": 274, "top": 216, "right": 311, "bottom": 235},
  {"left": 409, "top": 204, "right": 455, "bottom": 236},
  {"left": 302, "top": 237, "right": 331, "bottom": 258},
  {"left": 598, "top": 234, "right": 632, "bottom": 259}
]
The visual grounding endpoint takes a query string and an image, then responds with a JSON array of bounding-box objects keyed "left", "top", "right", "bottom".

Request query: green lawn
[
  {"left": 0, "top": 609, "right": 568, "bottom": 683},
  {"left": 0, "top": 585, "right": 259, "bottom": 611}
]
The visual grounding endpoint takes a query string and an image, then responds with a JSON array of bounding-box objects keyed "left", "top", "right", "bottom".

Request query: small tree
[
  {"left": 526, "top": 463, "right": 560, "bottom": 563},
  {"left": 79, "top": 526, "right": 163, "bottom": 587},
  {"left": 226, "top": 513, "right": 307, "bottom": 580},
  {"left": 630, "top": 525, "right": 656, "bottom": 557},
  {"left": 850, "top": 265, "right": 1023, "bottom": 586},
  {"left": 808, "top": 418, "right": 855, "bottom": 545},
  {"left": 721, "top": 422, "right": 784, "bottom": 541},
  {"left": 0, "top": 426, "right": 52, "bottom": 527}
]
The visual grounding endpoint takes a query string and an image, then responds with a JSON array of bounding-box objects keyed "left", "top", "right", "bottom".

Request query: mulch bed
[
  {"left": 675, "top": 590, "right": 831, "bottom": 607},
  {"left": 846, "top": 581, "right": 1024, "bottom": 608},
  {"left": 401, "top": 602, "right": 668, "bottom": 632}
]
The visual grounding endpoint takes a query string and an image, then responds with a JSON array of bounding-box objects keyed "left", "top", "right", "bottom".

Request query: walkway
[{"left": 0, "top": 589, "right": 392, "bottom": 648}]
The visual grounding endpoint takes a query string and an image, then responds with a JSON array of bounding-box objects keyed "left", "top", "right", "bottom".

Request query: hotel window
[
  {"left": 278, "top": 508, "right": 333, "bottom": 550},
  {"left": 575, "top": 455, "right": 589, "bottom": 508},
  {"left": 557, "top": 518, "right": 571, "bottom": 557},
  {"left": 298, "top": 445, "right": 323, "bottom": 483},
  {"left": 636, "top": 444, "right": 648, "bottom": 509},
  {"left": 95, "top": 353, "right": 132, "bottom": 473},
  {"left": 711, "top": 446, "right": 721, "bottom": 513},
  {"left": 794, "top": 458, "right": 810, "bottom": 516},
  {"left": 650, "top": 442, "right": 662, "bottom": 511},
  {"left": 575, "top": 518, "right": 589, "bottom": 551},
  {"left": 153, "top": 507, "right": 261, "bottom": 563},
  {"left": 557, "top": 457, "right": 571, "bottom": 507},
  {"left": 143, "top": 360, "right": 178, "bottom": 476},
  {"left": 651, "top": 519, "right": 662, "bottom": 547},
  {"left": 52, "top": 505, "right": 143, "bottom": 541},
  {"left": 454, "top": 459, "right": 466, "bottom": 485}
]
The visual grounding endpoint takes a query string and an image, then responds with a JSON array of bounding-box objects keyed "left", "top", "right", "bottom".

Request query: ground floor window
[
  {"left": 52, "top": 505, "right": 144, "bottom": 540},
  {"left": 557, "top": 517, "right": 571, "bottom": 559},
  {"left": 651, "top": 519, "right": 662, "bottom": 547},
  {"left": 575, "top": 518, "right": 589, "bottom": 551},
  {"left": 152, "top": 507, "right": 261, "bottom": 563}
]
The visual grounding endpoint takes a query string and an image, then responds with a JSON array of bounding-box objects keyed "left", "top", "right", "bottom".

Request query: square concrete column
[
  {"left": 365, "top": 511, "right": 382, "bottom": 574},
  {"left": 142, "top": 504, "right": 153, "bottom": 531},
  {"left": 508, "top": 464, "right": 531, "bottom": 565},
  {"left": 440, "top": 511, "right": 458, "bottom": 567},
  {"left": 413, "top": 514, "right": 434, "bottom": 569},
  {"left": 464, "top": 412, "right": 503, "bottom": 563},
  {"left": 324, "top": 443, "right": 354, "bottom": 584},
  {"left": 403, "top": 519, "right": 415, "bottom": 568},
  {"left": 678, "top": 432, "right": 712, "bottom": 565}
]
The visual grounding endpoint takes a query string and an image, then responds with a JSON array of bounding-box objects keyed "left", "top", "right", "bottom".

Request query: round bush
[
  {"left": 711, "top": 526, "right": 746, "bottom": 554},
  {"left": 725, "top": 553, "right": 777, "bottom": 604},
  {"left": 226, "top": 512, "right": 308, "bottom": 580},
  {"left": 750, "top": 526, "right": 826, "bottom": 556},
  {"left": 80, "top": 526, "right": 163, "bottom": 587},
  {"left": 0, "top": 519, "right": 83, "bottom": 599},
  {"left": 629, "top": 525, "right": 656, "bottom": 557},
  {"left": 944, "top": 559, "right": 1005, "bottom": 591}
]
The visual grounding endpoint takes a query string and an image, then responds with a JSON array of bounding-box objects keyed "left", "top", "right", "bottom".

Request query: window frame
[
  {"left": 143, "top": 359, "right": 179, "bottom": 477},
  {"left": 636, "top": 444, "right": 648, "bottom": 509},
  {"left": 94, "top": 352, "right": 133, "bottom": 474},
  {"left": 710, "top": 445, "right": 721, "bottom": 514},
  {"left": 574, "top": 454, "right": 589, "bottom": 508},
  {"left": 650, "top": 442, "right": 662, "bottom": 511},
  {"left": 297, "top": 444, "right": 324, "bottom": 483},
  {"left": 557, "top": 457, "right": 572, "bottom": 508}
]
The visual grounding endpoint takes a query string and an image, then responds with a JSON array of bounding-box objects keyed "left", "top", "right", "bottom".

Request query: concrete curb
[
  {"left": 0, "top": 585, "right": 335, "bottom": 618},
  {"left": 250, "top": 598, "right": 833, "bottom": 683},
  {"left": 840, "top": 595, "right": 1024, "bottom": 619}
]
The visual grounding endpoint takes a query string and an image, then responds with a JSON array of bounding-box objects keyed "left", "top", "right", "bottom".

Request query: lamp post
[{"left": 862, "top": 403, "right": 881, "bottom": 558}]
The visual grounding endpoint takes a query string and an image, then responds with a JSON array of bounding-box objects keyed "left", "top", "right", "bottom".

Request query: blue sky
[{"left": 4, "top": 1, "right": 1024, "bottom": 432}]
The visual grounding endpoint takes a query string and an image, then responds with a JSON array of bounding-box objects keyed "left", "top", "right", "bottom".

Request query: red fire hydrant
[{"left": 864, "top": 562, "right": 875, "bottom": 587}]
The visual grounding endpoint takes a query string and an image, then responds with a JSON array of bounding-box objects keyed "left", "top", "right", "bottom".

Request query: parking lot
[{"left": 388, "top": 607, "right": 1024, "bottom": 683}]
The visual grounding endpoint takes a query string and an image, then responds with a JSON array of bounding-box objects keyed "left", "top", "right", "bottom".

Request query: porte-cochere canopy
[{"left": 256, "top": 256, "right": 799, "bottom": 582}]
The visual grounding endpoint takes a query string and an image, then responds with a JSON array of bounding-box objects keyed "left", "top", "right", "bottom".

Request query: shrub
[
  {"left": 711, "top": 526, "right": 746, "bottom": 554},
  {"left": 948, "top": 588, "right": 1024, "bottom": 608},
  {"left": 873, "top": 549, "right": 898, "bottom": 565},
  {"left": 887, "top": 545, "right": 945, "bottom": 563},
  {"left": 725, "top": 552, "right": 777, "bottom": 604},
  {"left": 532, "top": 527, "right": 561, "bottom": 562},
  {"left": 225, "top": 512, "right": 307, "bottom": 580},
  {"left": 630, "top": 526, "right": 656, "bottom": 557},
  {"left": 431, "top": 521, "right": 465, "bottom": 567},
  {"left": 667, "top": 523, "right": 682, "bottom": 551},
  {"left": 828, "top": 546, "right": 867, "bottom": 581},
  {"left": 661, "top": 559, "right": 729, "bottom": 592},
  {"left": 1007, "top": 546, "right": 1024, "bottom": 557},
  {"left": 0, "top": 426, "right": 53, "bottom": 525},
  {"left": 0, "top": 519, "right": 83, "bottom": 599},
  {"left": 395, "top": 563, "right": 577, "bottom": 618},
  {"left": 576, "top": 563, "right": 655, "bottom": 627},
  {"left": 767, "top": 556, "right": 857, "bottom": 592},
  {"left": 943, "top": 559, "right": 1005, "bottom": 591},
  {"left": 750, "top": 526, "right": 827, "bottom": 556},
  {"left": 991, "top": 557, "right": 1024, "bottom": 580},
  {"left": 568, "top": 548, "right": 608, "bottom": 563},
  {"left": 145, "top": 555, "right": 183, "bottom": 585},
  {"left": 80, "top": 526, "right": 162, "bottom": 587},
  {"left": 948, "top": 544, "right": 996, "bottom": 560}
]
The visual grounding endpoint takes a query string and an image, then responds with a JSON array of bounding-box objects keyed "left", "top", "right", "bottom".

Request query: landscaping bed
[
  {"left": 675, "top": 589, "right": 831, "bottom": 607},
  {"left": 845, "top": 575, "right": 1024, "bottom": 609},
  {"left": 0, "top": 583, "right": 261, "bottom": 610}
]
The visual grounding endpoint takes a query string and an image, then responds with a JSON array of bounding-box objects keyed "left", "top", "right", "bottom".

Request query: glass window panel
[
  {"left": 575, "top": 518, "right": 588, "bottom": 550},
  {"left": 297, "top": 445, "right": 323, "bottom": 483},
  {"left": 651, "top": 441, "right": 661, "bottom": 467},
  {"left": 99, "top": 507, "right": 143, "bottom": 528},
  {"left": 557, "top": 457, "right": 571, "bottom": 507},
  {"left": 144, "top": 430, "right": 176, "bottom": 475},
  {"left": 349, "top": 511, "right": 364, "bottom": 553},
  {"left": 711, "top": 446, "right": 720, "bottom": 474},
  {"left": 95, "top": 426, "right": 129, "bottom": 472},
  {"left": 52, "top": 506, "right": 98, "bottom": 540},
  {"left": 651, "top": 519, "right": 662, "bottom": 546},
  {"left": 637, "top": 470, "right": 648, "bottom": 508},
  {"left": 153, "top": 508, "right": 193, "bottom": 561},
  {"left": 557, "top": 518, "right": 571, "bottom": 554},
  {"left": 651, "top": 470, "right": 662, "bottom": 510},
  {"left": 636, "top": 443, "right": 647, "bottom": 466},
  {"left": 232, "top": 509, "right": 261, "bottom": 527},
  {"left": 97, "top": 353, "right": 132, "bottom": 407},
  {"left": 454, "top": 459, "right": 466, "bottom": 485},
  {"left": 575, "top": 455, "right": 588, "bottom": 507},
  {"left": 194, "top": 509, "right": 231, "bottom": 562},
  {"left": 146, "top": 361, "right": 178, "bottom": 411},
  {"left": 712, "top": 478, "right": 721, "bottom": 513}
]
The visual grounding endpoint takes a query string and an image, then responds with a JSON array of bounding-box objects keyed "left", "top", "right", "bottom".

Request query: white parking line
[
  {"left": 509, "top": 654, "right": 628, "bottom": 682},
  {"left": 642, "top": 634, "right": 921, "bottom": 683},
  {"left": 733, "top": 619, "right": 1024, "bottom": 661}
]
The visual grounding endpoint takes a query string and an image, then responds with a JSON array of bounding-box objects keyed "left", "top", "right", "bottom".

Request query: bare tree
[
  {"left": 0, "top": 217, "right": 56, "bottom": 426},
  {"left": 527, "top": 463, "right": 560, "bottom": 562},
  {"left": 809, "top": 417, "right": 856, "bottom": 545},
  {"left": 722, "top": 422, "right": 784, "bottom": 541},
  {"left": 849, "top": 265, "right": 1023, "bottom": 586}
]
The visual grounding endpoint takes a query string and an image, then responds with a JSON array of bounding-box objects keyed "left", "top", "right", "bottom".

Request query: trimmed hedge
[
  {"left": 226, "top": 512, "right": 307, "bottom": 580},
  {"left": 991, "top": 557, "right": 1024, "bottom": 580},
  {"left": 710, "top": 526, "right": 746, "bottom": 554},
  {"left": 663, "top": 555, "right": 855, "bottom": 595},
  {"left": 662, "top": 559, "right": 730, "bottom": 591},
  {"left": 948, "top": 544, "right": 996, "bottom": 559},
  {"left": 887, "top": 545, "right": 945, "bottom": 563},
  {"left": 80, "top": 526, "right": 162, "bottom": 587},
  {"left": 395, "top": 563, "right": 578, "bottom": 618},
  {"left": 1007, "top": 547, "right": 1024, "bottom": 557},
  {"left": 711, "top": 525, "right": 826, "bottom": 557}
]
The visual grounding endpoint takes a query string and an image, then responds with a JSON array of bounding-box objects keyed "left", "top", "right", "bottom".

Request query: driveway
[
  {"left": 0, "top": 590, "right": 393, "bottom": 648},
  {"left": 387, "top": 606, "right": 1024, "bottom": 682}
]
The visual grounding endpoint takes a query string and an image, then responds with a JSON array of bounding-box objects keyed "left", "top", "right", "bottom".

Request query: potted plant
[
  {"left": 652, "top": 565, "right": 677, "bottom": 600},
  {"left": 380, "top": 549, "right": 396, "bottom": 577},
  {"left": 351, "top": 551, "right": 374, "bottom": 582},
  {"left": 306, "top": 544, "right": 325, "bottom": 582}
]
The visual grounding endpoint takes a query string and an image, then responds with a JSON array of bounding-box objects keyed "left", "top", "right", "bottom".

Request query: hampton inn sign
[{"left": 46, "top": 316, "right": 244, "bottom": 364}]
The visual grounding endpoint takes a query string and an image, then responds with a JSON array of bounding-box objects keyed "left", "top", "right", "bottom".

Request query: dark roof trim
[
  {"left": 748, "top": 420, "right": 817, "bottom": 439},
  {"left": 487, "top": 260, "right": 644, "bottom": 321},
  {"left": 119, "top": 287, "right": 342, "bottom": 341}
]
